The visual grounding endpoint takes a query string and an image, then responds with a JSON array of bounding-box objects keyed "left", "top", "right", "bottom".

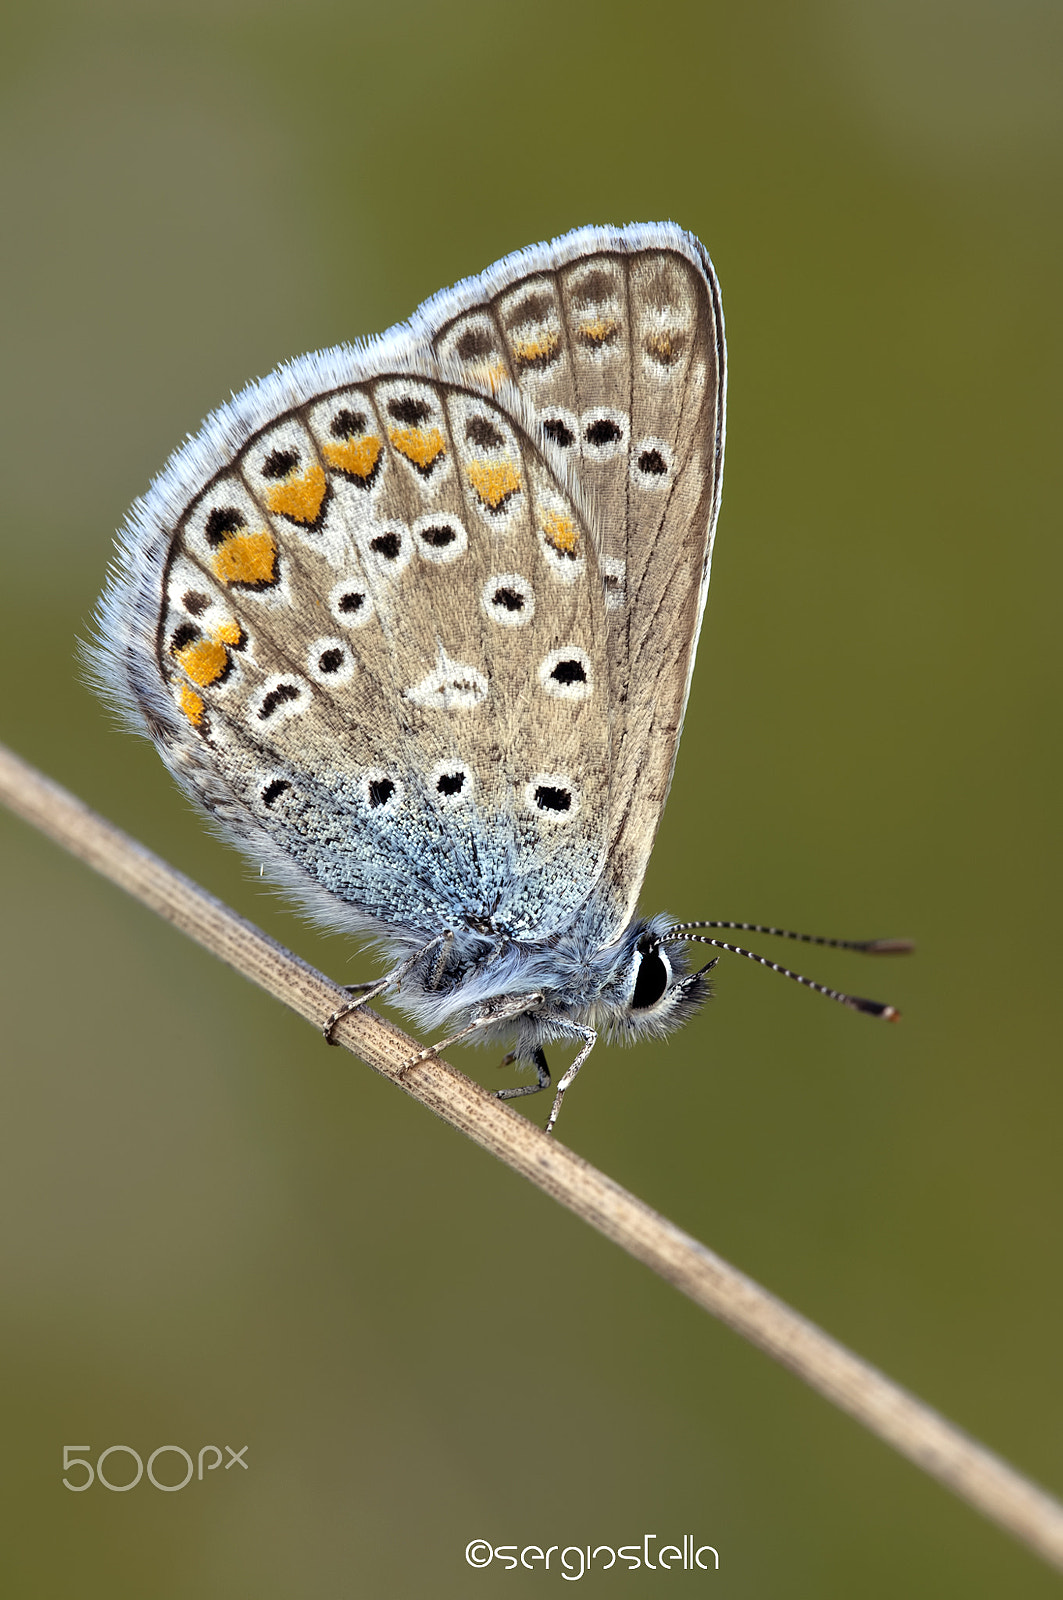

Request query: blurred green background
[{"left": 1, "top": 0, "right": 1060, "bottom": 1594}]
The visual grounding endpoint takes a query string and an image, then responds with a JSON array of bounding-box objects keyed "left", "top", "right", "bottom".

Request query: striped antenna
[
  {"left": 663, "top": 920, "right": 914, "bottom": 955},
  {"left": 656, "top": 923, "right": 912, "bottom": 1020}
]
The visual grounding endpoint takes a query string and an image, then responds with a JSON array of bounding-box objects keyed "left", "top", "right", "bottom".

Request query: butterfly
[{"left": 90, "top": 223, "right": 904, "bottom": 1133}]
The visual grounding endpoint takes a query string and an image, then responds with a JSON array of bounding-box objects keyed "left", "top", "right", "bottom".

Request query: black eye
[{"left": 631, "top": 945, "right": 670, "bottom": 1010}]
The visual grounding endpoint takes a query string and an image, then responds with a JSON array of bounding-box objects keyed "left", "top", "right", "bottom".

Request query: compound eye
[{"left": 630, "top": 944, "right": 671, "bottom": 1010}]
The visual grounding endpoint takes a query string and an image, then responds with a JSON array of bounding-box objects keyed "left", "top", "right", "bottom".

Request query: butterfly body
[{"left": 91, "top": 223, "right": 726, "bottom": 1125}]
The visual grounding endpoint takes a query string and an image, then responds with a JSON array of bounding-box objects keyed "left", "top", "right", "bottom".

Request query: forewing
[
  {"left": 429, "top": 224, "right": 725, "bottom": 935},
  {"left": 143, "top": 375, "right": 611, "bottom": 943}
]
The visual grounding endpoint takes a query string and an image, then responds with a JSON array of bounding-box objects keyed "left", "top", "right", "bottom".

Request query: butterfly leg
[
  {"left": 401, "top": 993, "right": 545, "bottom": 1078},
  {"left": 323, "top": 937, "right": 446, "bottom": 1044},
  {"left": 427, "top": 930, "right": 456, "bottom": 991},
  {"left": 543, "top": 1026, "right": 598, "bottom": 1136},
  {"left": 496, "top": 1046, "right": 551, "bottom": 1103}
]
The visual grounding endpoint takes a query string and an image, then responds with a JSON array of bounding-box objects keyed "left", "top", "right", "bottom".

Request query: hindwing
[{"left": 138, "top": 376, "right": 611, "bottom": 942}]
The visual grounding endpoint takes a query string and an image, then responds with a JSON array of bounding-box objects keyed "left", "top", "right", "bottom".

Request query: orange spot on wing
[
  {"left": 213, "top": 618, "right": 243, "bottom": 647},
  {"left": 511, "top": 331, "right": 560, "bottom": 369},
  {"left": 211, "top": 530, "right": 277, "bottom": 588},
  {"left": 389, "top": 426, "right": 446, "bottom": 470},
  {"left": 466, "top": 458, "right": 521, "bottom": 509},
  {"left": 265, "top": 462, "right": 327, "bottom": 523},
  {"left": 322, "top": 435, "right": 382, "bottom": 479},
  {"left": 175, "top": 637, "right": 229, "bottom": 687},
  {"left": 577, "top": 316, "right": 620, "bottom": 345},
  {"left": 178, "top": 684, "right": 205, "bottom": 726},
  {"left": 644, "top": 329, "right": 686, "bottom": 366},
  {"left": 542, "top": 509, "right": 580, "bottom": 556}
]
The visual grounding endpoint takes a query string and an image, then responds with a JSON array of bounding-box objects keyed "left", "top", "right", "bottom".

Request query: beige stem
[{"left": 2, "top": 739, "right": 1061, "bottom": 1573}]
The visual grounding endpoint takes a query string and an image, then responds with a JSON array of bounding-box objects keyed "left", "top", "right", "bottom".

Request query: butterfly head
[{"left": 594, "top": 914, "right": 718, "bottom": 1046}]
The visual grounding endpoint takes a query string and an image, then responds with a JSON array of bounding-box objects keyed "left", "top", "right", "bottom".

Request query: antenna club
[
  {"left": 863, "top": 939, "right": 916, "bottom": 955},
  {"left": 850, "top": 996, "right": 903, "bottom": 1020}
]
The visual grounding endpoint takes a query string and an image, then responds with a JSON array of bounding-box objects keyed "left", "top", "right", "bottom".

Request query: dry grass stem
[{"left": 2, "top": 739, "right": 1062, "bottom": 1573}]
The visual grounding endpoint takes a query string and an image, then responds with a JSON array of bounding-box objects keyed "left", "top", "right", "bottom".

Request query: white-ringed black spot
[
  {"left": 524, "top": 772, "right": 580, "bottom": 821},
  {"left": 182, "top": 590, "right": 211, "bottom": 616},
  {"left": 551, "top": 658, "right": 586, "bottom": 686},
  {"left": 368, "top": 778, "right": 395, "bottom": 808},
  {"left": 630, "top": 436, "right": 674, "bottom": 489},
  {"left": 261, "top": 778, "right": 291, "bottom": 808},
  {"left": 413, "top": 512, "right": 467, "bottom": 564},
  {"left": 585, "top": 418, "right": 622, "bottom": 447},
  {"left": 262, "top": 448, "right": 299, "bottom": 479},
  {"left": 542, "top": 417, "right": 575, "bottom": 448},
  {"left": 536, "top": 785, "right": 571, "bottom": 813},
  {"left": 406, "top": 654, "right": 488, "bottom": 711},
  {"left": 481, "top": 572, "right": 534, "bottom": 627},
  {"left": 258, "top": 683, "right": 301, "bottom": 719},
  {"left": 428, "top": 759, "right": 474, "bottom": 805},
  {"left": 307, "top": 635, "right": 354, "bottom": 686},
  {"left": 328, "top": 579, "right": 375, "bottom": 630},
  {"left": 539, "top": 645, "right": 593, "bottom": 700},
  {"left": 579, "top": 408, "right": 628, "bottom": 462},
  {"left": 370, "top": 531, "right": 401, "bottom": 559}
]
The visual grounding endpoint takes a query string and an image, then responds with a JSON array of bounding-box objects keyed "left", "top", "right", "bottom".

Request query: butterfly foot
[
  {"left": 495, "top": 1046, "right": 552, "bottom": 1106},
  {"left": 322, "top": 981, "right": 383, "bottom": 1045},
  {"left": 399, "top": 1044, "right": 436, "bottom": 1082}
]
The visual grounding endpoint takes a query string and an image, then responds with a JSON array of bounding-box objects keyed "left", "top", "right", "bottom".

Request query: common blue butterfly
[{"left": 90, "top": 224, "right": 903, "bottom": 1132}]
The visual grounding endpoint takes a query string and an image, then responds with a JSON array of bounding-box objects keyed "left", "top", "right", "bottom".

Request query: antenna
[{"left": 657, "top": 921, "right": 913, "bottom": 1019}]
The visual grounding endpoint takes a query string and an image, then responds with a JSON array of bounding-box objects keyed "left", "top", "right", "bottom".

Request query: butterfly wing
[
  {"left": 427, "top": 223, "right": 726, "bottom": 937},
  {"left": 95, "top": 359, "right": 613, "bottom": 947}
]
